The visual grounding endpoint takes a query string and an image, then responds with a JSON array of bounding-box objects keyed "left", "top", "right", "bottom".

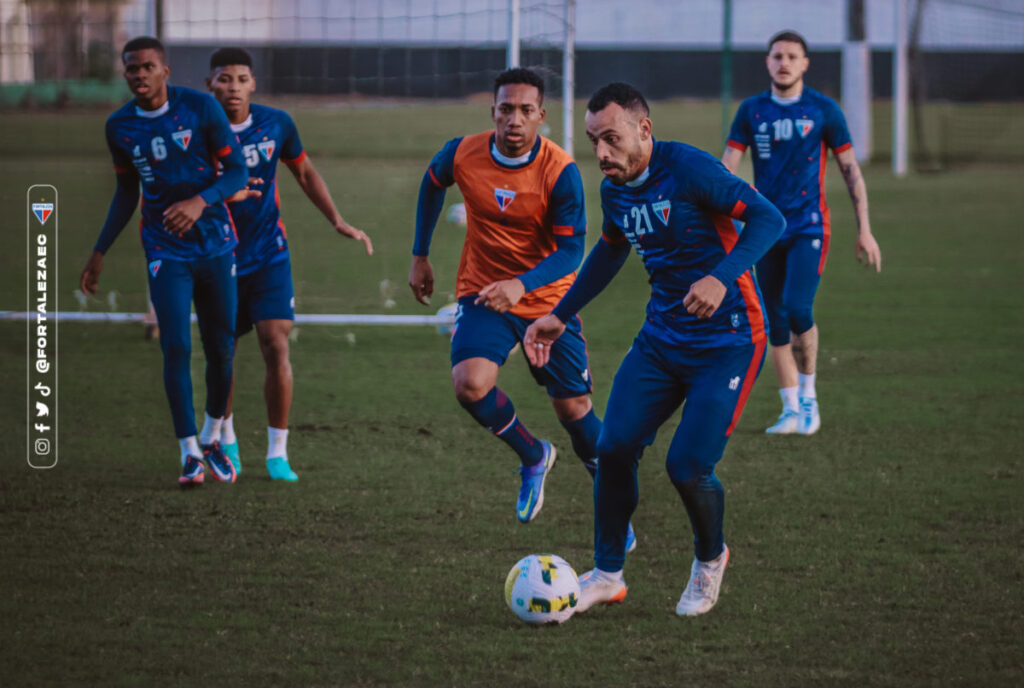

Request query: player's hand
[
  {"left": 80, "top": 251, "right": 104, "bottom": 295},
  {"left": 856, "top": 230, "right": 882, "bottom": 273},
  {"left": 335, "top": 221, "right": 373, "bottom": 255},
  {"left": 523, "top": 314, "right": 567, "bottom": 368},
  {"left": 225, "top": 177, "right": 264, "bottom": 204},
  {"left": 409, "top": 255, "right": 434, "bottom": 305},
  {"left": 475, "top": 279, "right": 525, "bottom": 313},
  {"left": 162, "top": 195, "right": 207, "bottom": 235},
  {"left": 683, "top": 274, "right": 727, "bottom": 320}
]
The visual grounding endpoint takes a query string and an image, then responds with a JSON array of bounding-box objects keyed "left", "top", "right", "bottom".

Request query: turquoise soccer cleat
[
  {"left": 798, "top": 397, "right": 821, "bottom": 435},
  {"left": 765, "top": 408, "right": 800, "bottom": 435},
  {"left": 221, "top": 440, "right": 241, "bottom": 474},
  {"left": 516, "top": 441, "right": 556, "bottom": 523},
  {"left": 266, "top": 456, "right": 298, "bottom": 482}
]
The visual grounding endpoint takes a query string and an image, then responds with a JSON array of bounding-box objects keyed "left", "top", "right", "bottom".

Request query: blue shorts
[
  {"left": 236, "top": 258, "right": 295, "bottom": 336},
  {"left": 755, "top": 233, "right": 826, "bottom": 346},
  {"left": 450, "top": 296, "right": 593, "bottom": 399},
  {"left": 601, "top": 327, "right": 766, "bottom": 480}
]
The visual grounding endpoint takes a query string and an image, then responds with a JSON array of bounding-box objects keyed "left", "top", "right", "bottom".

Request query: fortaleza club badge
[
  {"left": 494, "top": 188, "right": 516, "bottom": 212},
  {"left": 32, "top": 203, "right": 53, "bottom": 225},
  {"left": 795, "top": 119, "right": 814, "bottom": 138},
  {"left": 148, "top": 259, "right": 162, "bottom": 278},
  {"left": 258, "top": 140, "right": 276, "bottom": 162},
  {"left": 171, "top": 129, "right": 192, "bottom": 151},
  {"left": 652, "top": 200, "right": 671, "bottom": 225}
]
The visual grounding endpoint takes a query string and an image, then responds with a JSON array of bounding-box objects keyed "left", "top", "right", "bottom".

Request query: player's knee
[
  {"left": 789, "top": 307, "right": 815, "bottom": 336},
  {"left": 453, "top": 375, "right": 491, "bottom": 404},
  {"left": 596, "top": 427, "right": 642, "bottom": 465},
  {"left": 551, "top": 395, "right": 591, "bottom": 423},
  {"left": 665, "top": 455, "right": 713, "bottom": 486},
  {"left": 259, "top": 331, "right": 290, "bottom": 366},
  {"left": 161, "top": 332, "right": 191, "bottom": 364}
]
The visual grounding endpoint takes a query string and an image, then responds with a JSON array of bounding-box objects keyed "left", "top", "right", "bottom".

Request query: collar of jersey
[
  {"left": 489, "top": 134, "right": 541, "bottom": 168},
  {"left": 770, "top": 90, "right": 803, "bottom": 106},
  {"left": 230, "top": 113, "right": 254, "bottom": 133},
  {"left": 135, "top": 99, "right": 170, "bottom": 119}
]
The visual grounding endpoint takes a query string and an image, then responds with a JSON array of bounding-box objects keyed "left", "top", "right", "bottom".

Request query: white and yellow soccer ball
[{"left": 504, "top": 554, "right": 581, "bottom": 624}]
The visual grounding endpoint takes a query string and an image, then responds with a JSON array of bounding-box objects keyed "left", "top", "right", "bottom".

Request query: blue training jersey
[
  {"left": 599, "top": 139, "right": 769, "bottom": 349},
  {"left": 227, "top": 104, "right": 305, "bottom": 276},
  {"left": 727, "top": 86, "right": 852, "bottom": 238},
  {"left": 105, "top": 86, "right": 244, "bottom": 261}
]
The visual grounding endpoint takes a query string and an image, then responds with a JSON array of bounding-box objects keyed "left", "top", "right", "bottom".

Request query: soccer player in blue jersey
[
  {"left": 409, "top": 68, "right": 634, "bottom": 542},
  {"left": 79, "top": 37, "right": 248, "bottom": 486},
  {"left": 723, "top": 30, "right": 883, "bottom": 435},
  {"left": 525, "top": 83, "right": 785, "bottom": 616},
  {"left": 205, "top": 47, "right": 373, "bottom": 481}
]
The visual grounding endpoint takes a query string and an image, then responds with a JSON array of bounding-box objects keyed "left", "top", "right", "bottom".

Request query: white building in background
[{"left": 1, "top": 0, "right": 33, "bottom": 83}]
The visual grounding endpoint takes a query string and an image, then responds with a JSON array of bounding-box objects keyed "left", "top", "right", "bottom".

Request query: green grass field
[{"left": 1, "top": 99, "right": 1022, "bottom": 687}]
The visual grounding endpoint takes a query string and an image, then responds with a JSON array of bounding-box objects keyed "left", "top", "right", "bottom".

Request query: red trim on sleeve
[
  {"left": 215, "top": 145, "right": 233, "bottom": 158},
  {"left": 427, "top": 168, "right": 443, "bottom": 188},
  {"left": 601, "top": 232, "right": 627, "bottom": 245},
  {"left": 113, "top": 164, "right": 131, "bottom": 174},
  {"left": 833, "top": 142, "right": 852, "bottom": 155},
  {"left": 552, "top": 225, "right": 576, "bottom": 237},
  {"left": 729, "top": 199, "right": 747, "bottom": 219},
  {"left": 282, "top": 150, "right": 307, "bottom": 166},
  {"left": 726, "top": 140, "right": 747, "bottom": 152}
]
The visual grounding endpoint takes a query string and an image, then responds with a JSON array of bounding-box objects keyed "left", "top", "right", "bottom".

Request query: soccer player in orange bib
[{"left": 409, "top": 69, "right": 634, "bottom": 546}]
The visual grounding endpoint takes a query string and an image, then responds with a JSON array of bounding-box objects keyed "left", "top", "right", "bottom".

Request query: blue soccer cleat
[
  {"left": 178, "top": 455, "right": 205, "bottom": 487},
  {"left": 765, "top": 408, "right": 800, "bottom": 435},
  {"left": 201, "top": 442, "right": 237, "bottom": 483},
  {"left": 516, "top": 441, "right": 557, "bottom": 523},
  {"left": 798, "top": 397, "right": 821, "bottom": 435},
  {"left": 266, "top": 456, "right": 298, "bottom": 482},
  {"left": 221, "top": 440, "right": 241, "bottom": 474}
]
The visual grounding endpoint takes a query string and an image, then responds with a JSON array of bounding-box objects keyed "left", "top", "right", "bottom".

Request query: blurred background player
[
  {"left": 409, "top": 68, "right": 633, "bottom": 546},
  {"left": 525, "top": 83, "right": 784, "bottom": 616},
  {"left": 722, "top": 30, "right": 883, "bottom": 436},
  {"left": 206, "top": 47, "right": 373, "bottom": 481},
  {"left": 80, "top": 36, "right": 247, "bottom": 486}
]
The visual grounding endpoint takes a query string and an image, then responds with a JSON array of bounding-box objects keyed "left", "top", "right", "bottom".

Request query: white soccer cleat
[
  {"left": 575, "top": 569, "right": 628, "bottom": 614},
  {"left": 676, "top": 545, "right": 730, "bottom": 617},
  {"left": 798, "top": 397, "right": 820, "bottom": 435},
  {"left": 765, "top": 408, "right": 799, "bottom": 434}
]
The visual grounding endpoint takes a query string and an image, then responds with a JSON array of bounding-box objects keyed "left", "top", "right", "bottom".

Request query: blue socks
[
  {"left": 560, "top": 408, "right": 602, "bottom": 476},
  {"left": 460, "top": 387, "right": 544, "bottom": 466}
]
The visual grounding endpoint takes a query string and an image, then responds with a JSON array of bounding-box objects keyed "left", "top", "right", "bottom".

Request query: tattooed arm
[{"left": 835, "top": 147, "right": 882, "bottom": 272}]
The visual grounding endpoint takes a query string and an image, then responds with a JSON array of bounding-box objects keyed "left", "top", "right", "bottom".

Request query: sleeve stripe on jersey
[
  {"left": 215, "top": 145, "right": 234, "bottom": 158},
  {"left": 113, "top": 164, "right": 131, "bottom": 174},
  {"left": 283, "top": 150, "right": 307, "bottom": 165},
  {"left": 726, "top": 140, "right": 747, "bottom": 152},
  {"left": 602, "top": 231, "right": 627, "bottom": 245},
  {"left": 427, "top": 168, "right": 443, "bottom": 188},
  {"left": 729, "top": 200, "right": 747, "bottom": 219},
  {"left": 553, "top": 224, "right": 578, "bottom": 237},
  {"left": 833, "top": 142, "right": 852, "bottom": 154}
]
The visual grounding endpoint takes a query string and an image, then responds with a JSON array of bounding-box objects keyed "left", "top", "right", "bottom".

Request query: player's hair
[
  {"left": 210, "top": 47, "right": 253, "bottom": 71},
  {"left": 122, "top": 36, "right": 165, "bottom": 63},
  {"left": 493, "top": 67, "right": 545, "bottom": 102},
  {"left": 586, "top": 82, "right": 650, "bottom": 118},
  {"left": 768, "top": 30, "right": 809, "bottom": 56}
]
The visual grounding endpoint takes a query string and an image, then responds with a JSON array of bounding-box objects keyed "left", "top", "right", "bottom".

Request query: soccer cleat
[
  {"left": 266, "top": 457, "right": 298, "bottom": 482},
  {"left": 576, "top": 569, "right": 628, "bottom": 613},
  {"left": 221, "top": 440, "right": 241, "bottom": 474},
  {"left": 516, "top": 441, "right": 557, "bottom": 523},
  {"left": 676, "top": 545, "right": 730, "bottom": 617},
  {"left": 765, "top": 408, "right": 799, "bottom": 434},
  {"left": 201, "top": 442, "right": 237, "bottom": 483},
  {"left": 626, "top": 522, "right": 638, "bottom": 554},
  {"left": 798, "top": 397, "right": 821, "bottom": 435},
  {"left": 178, "top": 455, "right": 205, "bottom": 487}
]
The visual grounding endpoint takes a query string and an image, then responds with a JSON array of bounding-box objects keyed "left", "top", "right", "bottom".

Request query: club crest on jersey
[
  {"left": 652, "top": 200, "right": 671, "bottom": 226},
  {"left": 494, "top": 188, "right": 516, "bottom": 212},
  {"left": 148, "top": 259, "right": 162, "bottom": 278},
  {"left": 795, "top": 119, "right": 814, "bottom": 138},
  {"left": 171, "top": 129, "right": 192, "bottom": 151},
  {"left": 257, "top": 140, "right": 276, "bottom": 162},
  {"left": 32, "top": 203, "right": 53, "bottom": 225}
]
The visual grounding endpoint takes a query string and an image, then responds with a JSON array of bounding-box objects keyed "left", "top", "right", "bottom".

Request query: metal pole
[
  {"left": 562, "top": 0, "right": 575, "bottom": 156},
  {"left": 720, "top": 0, "right": 733, "bottom": 144},
  {"left": 842, "top": 0, "right": 872, "bottom": 162},
  {"left": 893, "top": 0, "right": 908, "bottom": 176},
  {"left": 507, "top": 0, "right": 520, "bottom": 68}
]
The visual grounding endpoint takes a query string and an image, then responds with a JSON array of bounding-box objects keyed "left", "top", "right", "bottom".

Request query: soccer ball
[
  {"left": 504, "top": 554, "right": 581, "bottom": 624},
  {"left": 435, "top": 302, "right": 458, "bottom": 336},
  {"left": 446, "top": 202, "right": 467, "bottom": 226}
]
